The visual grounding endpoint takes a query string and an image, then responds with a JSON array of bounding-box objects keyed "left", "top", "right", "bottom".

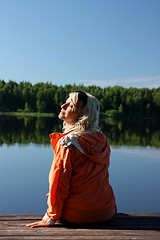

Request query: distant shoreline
[
  {"left": 0, "top": 111, "right": 157, "bottom": 121},
  {"left": 0, "top": 111, "right": 55, "bottom": 117}
]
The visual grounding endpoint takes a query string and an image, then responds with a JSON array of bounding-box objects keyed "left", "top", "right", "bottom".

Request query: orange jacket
[{"left": 42, "top": 129, "right": 116, "bottom": 226}]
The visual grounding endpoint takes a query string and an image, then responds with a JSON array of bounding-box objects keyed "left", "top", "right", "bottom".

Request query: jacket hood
[
  {"left": 77, "top": 131, "right": 111, "bottom": 165},
  {"left": 59, "top": 130, "right": 111, "bottom": 165}
]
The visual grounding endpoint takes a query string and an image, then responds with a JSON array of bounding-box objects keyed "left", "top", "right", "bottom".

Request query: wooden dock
[{"left": 0, "top": 213, "right": 160, "bottom": 239}]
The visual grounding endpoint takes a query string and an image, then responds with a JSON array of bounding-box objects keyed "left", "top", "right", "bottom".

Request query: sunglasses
[{"left": 74, "top": 90, "right": 88, "bottom": 106}]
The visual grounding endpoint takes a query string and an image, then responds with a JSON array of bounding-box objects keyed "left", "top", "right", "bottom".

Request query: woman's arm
[{"left": 26, "top": 146, "right": 73, "bottom": 228}]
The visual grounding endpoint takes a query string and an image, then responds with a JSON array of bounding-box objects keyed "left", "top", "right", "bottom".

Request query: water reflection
[
  {"left": 1, "top": 144, "right": 160, "bottom": 214},
  {"left": 0, "top": 116, "right": 160, "bottom": 214},
  {"left": 0, "top": 115, "right": 62, "bottom": 145},
  {"left": 110, "top": 146, "right": 160, "bottom": 213},
  {"left": 0, "top": 115, "right": 159, "bottom": 148}
]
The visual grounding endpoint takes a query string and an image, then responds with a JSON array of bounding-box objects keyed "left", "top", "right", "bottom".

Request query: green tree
[{"left": 36, "top": 100, "right": 46, "bottom": 113}]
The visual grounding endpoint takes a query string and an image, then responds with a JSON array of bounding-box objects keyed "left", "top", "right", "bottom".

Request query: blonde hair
[{"left": 63, "top": 91, "right": 100, "bottom": 132}]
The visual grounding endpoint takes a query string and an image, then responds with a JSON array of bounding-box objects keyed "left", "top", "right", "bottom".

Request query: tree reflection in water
[{"left": 0, "top": 115, "right": 160, "bottom": 148}]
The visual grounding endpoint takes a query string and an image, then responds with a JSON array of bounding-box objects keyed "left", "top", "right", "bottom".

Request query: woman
[{"left": 26, "top": 90, "right": 116, "bottom": 228}]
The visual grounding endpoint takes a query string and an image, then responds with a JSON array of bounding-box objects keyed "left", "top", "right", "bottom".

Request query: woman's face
[{"left": 58, "top": 98, "right": 81, "bottom": 125}]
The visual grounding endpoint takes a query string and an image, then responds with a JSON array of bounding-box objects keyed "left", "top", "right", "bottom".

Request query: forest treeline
[{"left": 0, "top": 79, "right": 160, "bottom": 118}]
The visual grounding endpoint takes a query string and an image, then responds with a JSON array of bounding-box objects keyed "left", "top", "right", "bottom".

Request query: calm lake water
[{"left": 0, "top": 115, "right": 160, "bottom": 214}]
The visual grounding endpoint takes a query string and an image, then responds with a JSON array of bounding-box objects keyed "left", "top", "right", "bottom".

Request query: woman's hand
[
  {"left": 26, "top": 194, "right": 50, "bottom": 228},
  {"left": 26, "top": 220, "right": 46, "bottom": 228}
]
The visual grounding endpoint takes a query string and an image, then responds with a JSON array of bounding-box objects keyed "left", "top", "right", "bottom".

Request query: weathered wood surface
[{"left": 0, "top": 213, "right": 160, "bottom": 240}]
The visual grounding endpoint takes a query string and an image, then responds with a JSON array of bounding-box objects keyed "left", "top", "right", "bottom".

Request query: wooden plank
[{"left": 0, "top": 213, "right": 160, "bottom": 240}]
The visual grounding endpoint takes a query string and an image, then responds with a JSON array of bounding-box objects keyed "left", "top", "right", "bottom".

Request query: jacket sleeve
[{"left": 42, "top": 144, "right": 73, "bottom": 226}]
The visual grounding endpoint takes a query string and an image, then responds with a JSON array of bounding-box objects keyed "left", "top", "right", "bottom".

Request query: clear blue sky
[{"left": 0, "top": 0, "right": 160, "bottom": 88}]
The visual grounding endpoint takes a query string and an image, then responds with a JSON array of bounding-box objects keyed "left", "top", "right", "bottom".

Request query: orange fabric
[{"left": 45, "top": 130, "right": 116, "bottom": 224}]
